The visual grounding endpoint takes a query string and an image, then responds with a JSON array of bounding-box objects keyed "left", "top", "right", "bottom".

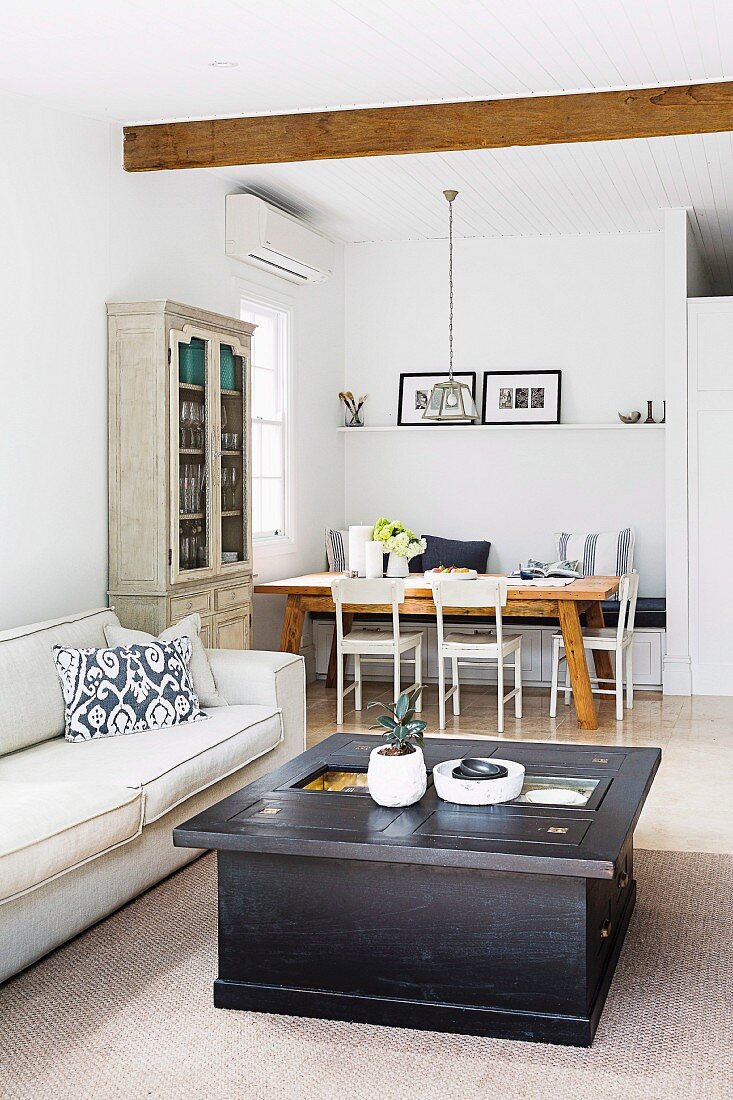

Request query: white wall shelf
[{"left": 338, "top": 423, "right": 666, "bottom": 434}]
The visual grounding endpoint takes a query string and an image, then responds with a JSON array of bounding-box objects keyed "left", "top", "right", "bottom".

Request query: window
[{"left": 241, "top": 295, "right": 292, "bottom": 545}]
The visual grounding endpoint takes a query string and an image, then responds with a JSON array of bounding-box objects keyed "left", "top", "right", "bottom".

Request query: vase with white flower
[{"left": 373, "top": 518, "right": 426, "bottom": 578}]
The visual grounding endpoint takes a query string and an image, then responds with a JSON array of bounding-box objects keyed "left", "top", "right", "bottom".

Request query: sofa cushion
[
  {"left": 104, "top": 614, "right": 226, "bottom": 708},
  {"left": 421, "top": 534, "right": 491, "bottom": 573},
  {"left": 0, "top": 705, "right": 282, "bottom": 825},
  {"left": 0, "top": 780, "right": 143, "bottom": 904},
  {"left": 53, "top": 637, "right": 204, "bottom": 741},
  {"left": 0, "top": 608, "right": 121, "bottom": 756}
]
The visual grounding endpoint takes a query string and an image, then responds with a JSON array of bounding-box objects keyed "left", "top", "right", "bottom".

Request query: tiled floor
[{"left": 306, "top": 680, "right": 733, "bottom": 855}]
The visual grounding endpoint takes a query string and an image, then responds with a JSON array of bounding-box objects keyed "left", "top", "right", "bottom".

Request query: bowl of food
[
  {"left": 425, "top": 567, "right": 477, "bottom": 580},
  {"left": 433, "top": 758, "right": 525, "bottom": 805}
]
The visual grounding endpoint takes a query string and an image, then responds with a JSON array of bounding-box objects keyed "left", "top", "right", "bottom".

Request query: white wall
[
  {"left": 346, "top": 233, "right": 665, "bottom": 425},
  {"left": 0, "top": 105, "right": 344, "bottom": 634},
  {"left": 0, "top": 94, "right": 110, "bottom": 628},
  {"left": 344, "top": 233, "right": 666, "bottom": 596}
]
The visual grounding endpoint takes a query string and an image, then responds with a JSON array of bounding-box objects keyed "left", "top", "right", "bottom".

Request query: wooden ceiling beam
[{"left": 123, "top": 81, "right": 733, "bottom": 172}]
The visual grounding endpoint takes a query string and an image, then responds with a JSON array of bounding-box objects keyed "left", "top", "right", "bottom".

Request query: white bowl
[
  {"left": 433, "top": 758, "right": 525, "bottom": 806},
  {"left": 424, "top": 569, "right": 478, "bottom": 581}
]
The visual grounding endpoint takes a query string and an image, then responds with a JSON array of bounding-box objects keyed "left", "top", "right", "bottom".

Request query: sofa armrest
[{"left": 206, "top": 649, "right": 306, "bottom": 757}]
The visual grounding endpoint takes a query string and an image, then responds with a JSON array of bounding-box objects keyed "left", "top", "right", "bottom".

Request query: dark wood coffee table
[{"left": 174, "top": 734, "right": 660, "bottom": 1046}]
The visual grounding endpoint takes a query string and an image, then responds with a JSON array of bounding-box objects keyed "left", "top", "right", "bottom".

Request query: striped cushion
[
  {"left": 325, "top": 528, "right": 348, "bottom": 571},
  {"left": 555, "top": 528, "right": 635, "bottom": 600}
]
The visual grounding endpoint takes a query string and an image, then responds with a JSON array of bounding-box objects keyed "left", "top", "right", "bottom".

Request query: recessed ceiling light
[{"left": 209, "top": 60, "right": 239, "bottom": 68}]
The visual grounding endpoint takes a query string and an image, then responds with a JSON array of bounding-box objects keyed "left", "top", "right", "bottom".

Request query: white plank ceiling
[
  {"left": 1, "top": 0, "right": 731, "bottom": 122},
  {"left": 221, "top": 132, "right": 733, "bottom": 291},
  {"left": 1, "top": 0, "right": 732, "bottom": 287}
]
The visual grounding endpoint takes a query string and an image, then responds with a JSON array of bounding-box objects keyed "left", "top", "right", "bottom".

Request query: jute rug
[{"left": 1, "top": 850, "right": 731, "bottom": 1100}]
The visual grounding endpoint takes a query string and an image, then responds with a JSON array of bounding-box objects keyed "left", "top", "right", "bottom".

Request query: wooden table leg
[
  {"left": 280, "top": 595, "right": 306, "bottom": 654},
  {"left": 326, "top": 613, "right": 352, "bottom": 689},
  {"left": 558, "top": 601, "right": 598, "bottom": 731},
  {"left": 584, "top": 601, "right": 615, "bottom": 692}
]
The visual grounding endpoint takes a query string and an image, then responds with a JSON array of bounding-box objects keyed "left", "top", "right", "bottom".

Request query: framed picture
[
  {"left": 398, "top": 372, "right": 477, "bottom": 426},
  {"left": 481, "top": 370, "right": 562, "bottom": 425}
]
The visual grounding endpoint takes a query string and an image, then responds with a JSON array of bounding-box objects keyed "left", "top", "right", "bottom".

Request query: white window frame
[{"left": 238, "top": 280, "right": 295, "bottom": 557}]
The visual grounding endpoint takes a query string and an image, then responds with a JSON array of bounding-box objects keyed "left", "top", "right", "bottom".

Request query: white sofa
[{"left": 0, "top": 607, "right": 306, "bottom": 984}]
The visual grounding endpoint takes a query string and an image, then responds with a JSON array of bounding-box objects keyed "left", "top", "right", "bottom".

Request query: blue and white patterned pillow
[
  {"left": 555, "top": 528, "right": 635, "bottom": 601},
  {"left": 52, "top": 638, "right": 205, "bottom": 742}
]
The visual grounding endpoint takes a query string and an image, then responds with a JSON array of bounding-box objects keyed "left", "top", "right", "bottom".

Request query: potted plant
[
  {"left": 373, "top": 517, "right": 426, "bottom": 578},
  {"left": 366, "top": 688, "right": 428, "bottom": 807}
]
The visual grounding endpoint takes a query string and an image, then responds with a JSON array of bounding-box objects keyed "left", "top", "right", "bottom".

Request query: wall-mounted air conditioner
[{"left": 225, "top": 194, "right": 334, "bottom": 284}]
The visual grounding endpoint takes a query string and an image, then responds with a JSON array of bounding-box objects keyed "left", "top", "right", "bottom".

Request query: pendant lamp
[{"left": 422, "top": 189, "right": 479, "bottom": 422}]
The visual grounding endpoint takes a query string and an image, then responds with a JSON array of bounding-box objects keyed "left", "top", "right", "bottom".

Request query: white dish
[
  {"left": 525, "top": 788, "right": 587, "bottom": 807},
  {"left": 424, "top": 569, "right": 478, "bottom": 581},
  {"left": 433, "top": 758, "right": 525, "bottom": 806}
]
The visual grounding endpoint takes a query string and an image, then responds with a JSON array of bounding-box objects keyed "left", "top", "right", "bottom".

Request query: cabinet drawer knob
[
  {"left": 600, "top": 919, "right": 613, "bottom": 940},
  {"left": 617, "top": 871, "right": 629, "bottom": 889},
  {"left": 230, "top": 590, "right": 236, "bottom": 600},
  {"left": 186, "top": 600, "right": 193, "bottom": 610}
]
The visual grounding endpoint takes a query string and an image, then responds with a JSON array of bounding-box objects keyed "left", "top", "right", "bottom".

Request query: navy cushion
[{"left": 420, "top": 534, "right": 491, "bottom": 573}]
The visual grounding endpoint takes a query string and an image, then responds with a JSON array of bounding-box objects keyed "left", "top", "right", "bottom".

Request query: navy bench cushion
[{"left": 414, "top": 534, "right": 491, "bottom": 574}]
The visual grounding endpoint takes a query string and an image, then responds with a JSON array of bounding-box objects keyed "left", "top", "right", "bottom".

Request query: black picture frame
[
  {"left": 397, "top": 372, "right": 478, "bottom": 426},
  {"left": 481, "top": 370, "right": 562, "bottom": 425}
]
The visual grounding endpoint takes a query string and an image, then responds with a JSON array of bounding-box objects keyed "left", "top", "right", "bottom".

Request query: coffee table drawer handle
[
  {"left": 600, "top": 919, "right": 613, "bottom": 940},
  {"left": 617, "top": 870, "right": 629, "bottom": 889}
]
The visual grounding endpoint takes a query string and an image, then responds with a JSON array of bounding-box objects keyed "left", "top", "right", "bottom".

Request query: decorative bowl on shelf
[
  {"left": 618, "top": 411, "right": 641, "bottom": 424},
  {"left": 433, "top": 758, "right": 525, "bottom": 805}
]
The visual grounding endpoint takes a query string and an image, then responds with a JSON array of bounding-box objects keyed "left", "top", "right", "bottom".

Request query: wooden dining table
[{"left": 254, "top": 572, "right": 621, "bottom": 731}]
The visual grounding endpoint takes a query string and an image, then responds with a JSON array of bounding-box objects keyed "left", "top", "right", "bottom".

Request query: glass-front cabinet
[
  {"left": 171, "top": 329, "right": 250, "bottom": 584},
  {"left": 108, "top": 301, "right": 254, "bottom": 649}
]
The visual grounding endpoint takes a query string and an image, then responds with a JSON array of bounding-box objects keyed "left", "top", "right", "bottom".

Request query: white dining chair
[
  {"left": 431, "top": 576, "right": 522, "bottom": 734},
  {"left": 550, "top": 572, "right": 639, "bottom": 722},
  {"left": 330, "top": 577, "right": 423, "bottom": 725}
]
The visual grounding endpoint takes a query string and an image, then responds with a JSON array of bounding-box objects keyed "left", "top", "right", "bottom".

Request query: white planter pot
[
  {"left": 367, "top": 745, "right": 427, "bottom": 807},
  {"left": 386, "top": 552, "right": 409, "bottom": 578}
]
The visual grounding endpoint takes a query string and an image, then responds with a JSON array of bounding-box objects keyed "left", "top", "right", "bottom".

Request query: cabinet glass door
[
  {"left": 171, "top": 330, "right": 214, "bottom": 581},
  {"left": 218, "top": 341, "right": 249, "bottom": 572}
]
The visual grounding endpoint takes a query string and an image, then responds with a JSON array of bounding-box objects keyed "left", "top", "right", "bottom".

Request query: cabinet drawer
[
  {"left": 213, "top": 610, "right": 250, "bottom": 650},
  {"left": 170, "top": 590, "right": 211, "bottom": 619},
  {"left": 215, "top": 583, "right": 251, "bottom": 612}
]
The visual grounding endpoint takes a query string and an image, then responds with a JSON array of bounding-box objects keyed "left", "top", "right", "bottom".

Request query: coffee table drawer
[
  {"left": 502, "top": 746, "right": 627, "bottom": 772},
  {"left": 415, "top": 809, "right": 590, "bottom": 846},
  {"left": 231, "top": 799, "right": 399, "bottom": 833}
]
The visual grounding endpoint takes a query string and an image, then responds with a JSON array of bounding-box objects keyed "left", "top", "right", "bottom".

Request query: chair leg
[
  {"left": 393, "top": 650, "right": 401, "bottom": 705},
  {"left": 615, "top": 649, "right": 624, "bottom": 721},
  {"left": 415, "top": 641, "right": 423, "bottom": 712},
  {"left": 514, "top": 645, "right": 522, "bottom": 718},
  {"left": 354, "top": 654, "right": 362, "bottom": 711},
  {"left": 451, "top": 657, "right": 460, "bottom": 716},
  {"left": 497, "top": 659, "right": 504, "bottom": 735},
  {"left": 626, "top": 644, "right": 634, "bottom": 710},
  {"left": 564, "top": 661, "right": 571, "bottom": 706},
  {"left": 438, "top": 652, "right": 446, "bottom": 730},
  {"left": 550, "top": 639, "right": 560, "bottom": 718},
  {"left": 336, "top": 646, "right": 344, "bottom": 725}
]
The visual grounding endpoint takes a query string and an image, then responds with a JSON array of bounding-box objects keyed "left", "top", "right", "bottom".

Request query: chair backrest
[
  {"left": 330, "top": 577, "right": 405, "bottom": 646},
  {"left": 616, "top": 572, "right": 639, "bottom": 644},
  {"left": 431, "top": 577, "right": 508, "bottom": 648}
]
